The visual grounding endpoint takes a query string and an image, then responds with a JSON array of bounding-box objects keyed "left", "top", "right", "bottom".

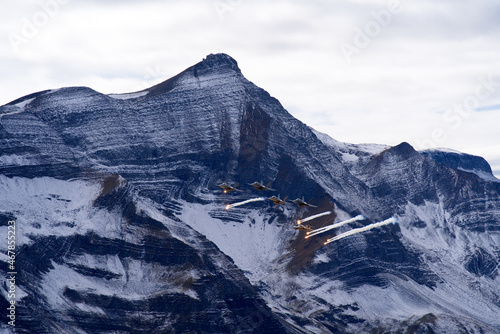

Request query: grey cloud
[
  {"left": 1, "top": 0, "right": 499, "bottom": 169},
  {"left": 386, "top": 0, "right": 500, "bottom": 40}
]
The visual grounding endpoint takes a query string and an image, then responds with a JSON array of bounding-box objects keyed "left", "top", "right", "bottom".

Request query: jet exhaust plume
[
  {"left": 226, "top": 197, "right": 266, "bottom": 210},
  {"left": 305, "top": 215, "right": 365, "bottom": 238},
  {"left": 324, "top": 217, "right": 397, "bottom": 245},
  {"left": 297, "top": 211, "right": 332, "bottom": 225}
]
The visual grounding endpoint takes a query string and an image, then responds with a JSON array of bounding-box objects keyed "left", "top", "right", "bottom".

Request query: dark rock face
[
  {"left": 1, "top": 53, "right": 499, "bottom": 333},
  {"left": 421, "top": 149, "right": 493, "bottom": 175},
  {"left": 465, "top": 248, "right": 498, "bottom": 279}
]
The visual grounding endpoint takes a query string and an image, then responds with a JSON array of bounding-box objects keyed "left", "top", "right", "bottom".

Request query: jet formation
[
  {"left": 218, "top": 181, "right": 397, "bottom": 245},
  {"left": 218, "top": 182, "right": 312, "bottom": 208}
]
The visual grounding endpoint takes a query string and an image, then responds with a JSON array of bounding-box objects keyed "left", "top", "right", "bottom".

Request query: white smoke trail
[
  {"left": 305, "top": 215, "right": 365, "bottom": 238},
  {"left": 324, "top": 217, "right": 397, "bottom": 245},
  {"left": 297, "top": 211, "right": 332, "bottom": 225},
  {"left": 226, "top": 197, "right": 266, "bottom": 210}
]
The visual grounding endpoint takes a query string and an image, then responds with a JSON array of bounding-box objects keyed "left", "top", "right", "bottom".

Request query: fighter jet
[
  {"left": 218, "top": 183, "right": 240, "bottom": 194},
  {"left": 294, "top": 223, "right": 312, "bottom": 232},
  {"left": 268, "top": 195, "right": 288, "bottom": 205},
  {"left": 249, "top": 181, "right": 275, "bottom": 191},
  {"left": 292, "top": 197, "right": 317, "bottom": 208}
]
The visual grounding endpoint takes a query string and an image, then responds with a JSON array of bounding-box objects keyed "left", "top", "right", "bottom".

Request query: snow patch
[
  {"left": 108, "top": 91, "right": 149, "bottom": 100},
  {"left": 0, "top": 106, "right": 24, "bottom": 120},
  {"left": 421, "top": 147, "right": 462, "bottom": 154},
  {"left": 0, "top": 176, "right": 118, "bottom": 245},
  {"left": 311, "top": 128, "right": 388, "bottom": 163},
  {"left": 458, "top": 168, "right": 500, "bottom": 182},
  {"left": 0, "top": 154, "right": 37, "bottom": 166},
  {"left": 15, "top": 97, "right": 35, "bottom": 109},
  {"left": 312, "top": 252, "right": 329, "bottom": 264},
  {"left": 178, "top": 201, "right": 290, "bottom": 282}
]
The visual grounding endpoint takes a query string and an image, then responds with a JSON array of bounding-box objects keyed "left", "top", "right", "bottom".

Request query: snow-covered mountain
[{"left": 1, "top": 53, "right": 499, "bottom": 333}]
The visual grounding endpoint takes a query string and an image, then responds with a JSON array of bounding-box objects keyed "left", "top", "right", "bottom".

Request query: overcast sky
[{"left": 1, "top": 0, "right": 499, "bottom": 176}]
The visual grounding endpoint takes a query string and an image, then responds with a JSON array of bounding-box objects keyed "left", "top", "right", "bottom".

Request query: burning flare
[
  {"left": 305, "top": 215, "right": 365, "bottom": 238},
  {"left": 297, "top": 211, "right": 332, "bottom": 225},
  {"left": 324, "top": 217, "right": 397, "bottom": 245},
  {"left": 225, "top": 197, "right": 266, "bottom": 210}
]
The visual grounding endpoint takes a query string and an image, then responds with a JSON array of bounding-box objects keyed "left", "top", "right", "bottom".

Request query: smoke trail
[
  {"left": 226, "top": 197, "right": 266, "bottom": 210},
  {"left": 305, "top": 215, "right": 365, "bottom": 238},
  {"left": 297, "top": 211, "right": 332, "bottom": 225},
  {"left": 324, "top": 217, "right": 397, "bottom": 245}
]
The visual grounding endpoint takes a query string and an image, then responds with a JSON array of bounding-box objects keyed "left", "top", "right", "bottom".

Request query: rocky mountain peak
[
  {"left": 389, "top": 141, "right": 417, "bottom": 157},
  {"left": 146, "top": 53, "right": 242, "bottom": 97},
  {"left": 194, "top": 53, "right": 241, "bottom": 74}
]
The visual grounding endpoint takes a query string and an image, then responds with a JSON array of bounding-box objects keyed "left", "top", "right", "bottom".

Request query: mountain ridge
[{"left": 1, "top": 53, "right": 499, "bottom": 333}]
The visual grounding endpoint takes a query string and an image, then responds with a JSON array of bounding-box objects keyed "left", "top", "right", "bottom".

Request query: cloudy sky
[{"left": 1, "top": 0, "right": 499, "bottom": 176}]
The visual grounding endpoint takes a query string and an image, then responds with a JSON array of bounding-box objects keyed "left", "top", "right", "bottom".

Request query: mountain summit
[
  {"left": 195, "top": 53, "right": 242, "bottom": 73},
  {"left": 1, "top": 54, "right": 499, "bottom": 333},
  {"left": 146, "top": 53, "right": 242, "bottom": 97}
]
